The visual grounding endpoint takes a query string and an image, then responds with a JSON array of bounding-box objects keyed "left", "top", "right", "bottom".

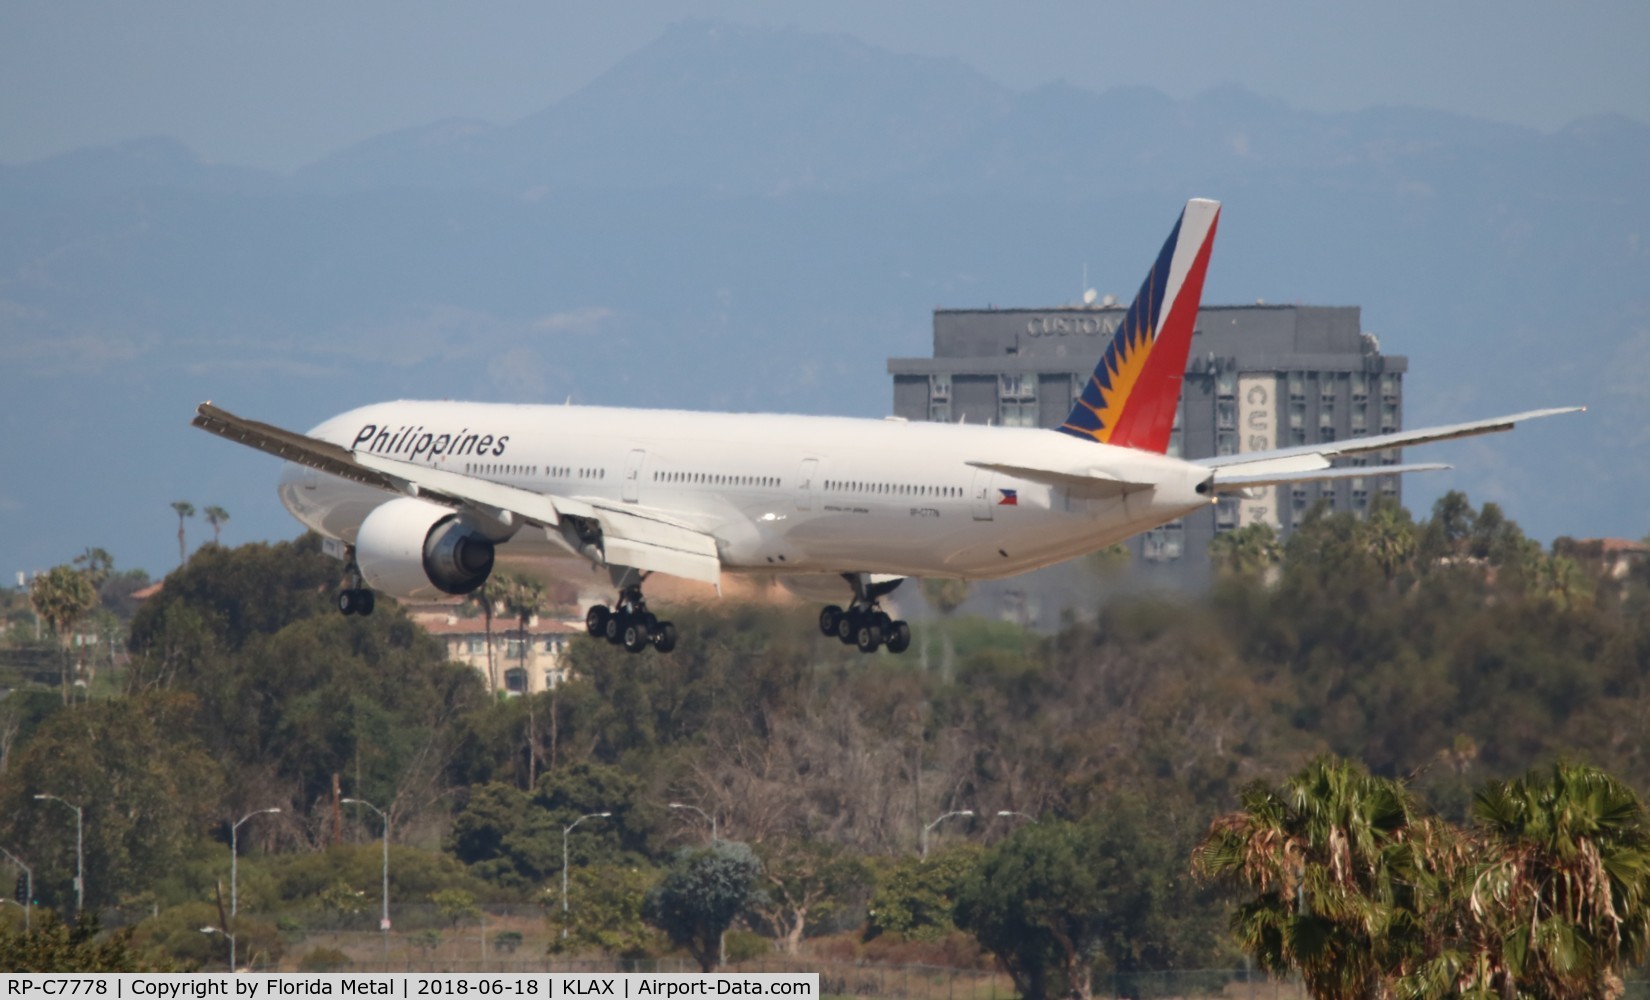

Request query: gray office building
[{"left": 888, "top": 304, "right": 1407, "bottom": 588}]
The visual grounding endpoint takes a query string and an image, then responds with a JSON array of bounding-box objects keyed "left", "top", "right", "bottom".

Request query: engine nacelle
[{"left": 354, "top": 497, "right": 506, "bottom": 599}]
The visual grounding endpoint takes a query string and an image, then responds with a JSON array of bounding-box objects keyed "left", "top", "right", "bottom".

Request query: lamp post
[
  {"left": 560, "top": 812, "right": 610, "bottom": 940},
  {"left": 201, "top": 925, "right": 237, "bottom": 973},
  {"left": 921, "top": 809, "right": 974, "bottom": 859},
  {"left": 230, "top": 808, "right": 281, "bottom": 918},
  {"left": 33, "top": 794, "right": 82, "bottom": 917},
  {"left": 996, "top": 810, "right": 1037, "bottom": 823},
  {"left": 668, "top": 802, "right": 718, "bottom": 841},
  {"left": 341, "top": 799, "right": 390, "bottom": 934},
  {"left": 0, "top": 845, "right": 31, "bottom": 931},
  {"left": 668, "top": 802, "right": 723, "bottom": 965}
]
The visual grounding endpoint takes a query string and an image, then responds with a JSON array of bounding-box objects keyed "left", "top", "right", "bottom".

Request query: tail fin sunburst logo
[{"left": 1056, "top": 199, "right": 1220, "bottom": 453}]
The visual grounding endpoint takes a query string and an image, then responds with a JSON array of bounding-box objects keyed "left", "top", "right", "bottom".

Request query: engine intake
[{"left": 354, "top": 497, "right": 505, "bottom": 599}]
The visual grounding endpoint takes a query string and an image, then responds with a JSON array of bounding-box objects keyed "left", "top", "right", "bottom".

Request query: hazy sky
[{"left": 3, "top": 1, "right": 1646, "bottom": 171}]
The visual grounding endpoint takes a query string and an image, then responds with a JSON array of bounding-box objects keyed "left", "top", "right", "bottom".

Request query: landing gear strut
[
  {"left": 819, "top": 574, "right": 910, "bottom": 654},
  {"left": 337, "top": 551, "right": 375, "bottom": 616},
  {"left": 585, "top": 578, "right": 676, "bottom": 654}
]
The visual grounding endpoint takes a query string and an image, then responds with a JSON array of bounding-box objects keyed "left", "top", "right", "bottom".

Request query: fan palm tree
[
  {"left": 505, "top": 576, "right": 548, "bottom": 784},
  {"left": 1194, "top": 756, "right": 1422, "bottom": 999},
  {"left": 170, "top": 500, "right": 196, "bottom": 566},
  {"left": 1465, "top": 762, "right": 1650, "bottom": 999},
  {"left": 30, "top": 564, "right": 99, "bottom": 704},
  {"left": 466, "top": 573, "right": 512, "bottom": 693},
  {"left": 203, "top": 505, "right": 230, "bottom": 545}
]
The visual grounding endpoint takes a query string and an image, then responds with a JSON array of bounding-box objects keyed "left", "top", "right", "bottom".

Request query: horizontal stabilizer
[{"left": 1209, "top": 462, "right": 1451, "bottom": 492}]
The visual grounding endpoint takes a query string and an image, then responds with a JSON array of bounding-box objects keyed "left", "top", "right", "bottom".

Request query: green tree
[
  {"left": 1461, "top": 762, "right": 1650, "bottom": 999},
  {"left": 751, "top": 838, "right": 871, "bottom": 953},
  {"left": 865, "top": 845, "right": 982, "bottom": 942},
  {"left": 0, "top": 912, "right": 181, "bottom": 972},
  {"left": 467, "top": 573, "right": 511, "bottom": 694},
  {"left": 202, "top": 505, "right": 230, "bottom": 546},
  {"left": 1208, "top": 523, "right": 1282, "bottom": 579},
  {"left": 548, "top": 863, "right": 661, "bottom": 959},
  {"left": 1193, "top": 757, "right": 1422, "bottom": 1000},
  {"left": 643, "top": 840, "right": 761, "bottom": 972},
  {"left": 953, "top": 820, "right": 1108, "bottom": 1000},
  {"left": 28, "top": 564, "right": 98, "bottom": 704},
  {"left": 505, "top": 575, "right": 549, "bottom": 781},
  {"left": 170, "top": 501, "right": 196, "bottom": 566},
  {"left": 431, "top": 887, "right": 480, "bottom": 929}
]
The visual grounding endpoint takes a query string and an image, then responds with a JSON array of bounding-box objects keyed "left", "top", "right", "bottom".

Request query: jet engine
[{"left": 354, "top": 497, "right": 506, "bottom": 599}]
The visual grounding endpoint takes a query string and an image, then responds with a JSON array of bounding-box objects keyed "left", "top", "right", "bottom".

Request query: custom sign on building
[{"left": 1236, "top": 374, "right": 1281, "bottom": 531}]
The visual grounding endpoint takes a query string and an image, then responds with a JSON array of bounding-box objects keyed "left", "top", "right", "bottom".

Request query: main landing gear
[
  {"left": 819, "top": 574, "right": 911, "bottom": 654},
  {"left": 338, "top": 554, "right": 375, "bottom": 616},
  {"left": 585, "top": 581, "right": 677, "bottom": 654}
]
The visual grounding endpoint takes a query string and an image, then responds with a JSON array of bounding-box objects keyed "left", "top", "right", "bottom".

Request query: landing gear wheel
[
  {"left": 623, "top": 620, "right": 651, "bottom": 653},
  {"left": 885, "top": 620, "right": 912, "bottom": 654},
  {"left": 604, "top": 614, "right": 625, "bottom": 644},
  {"left": 586, "top": 605, "right": 610, "bottom": 637},
  {"left": 338, "top": 588, "right": 373, "bottom": 616},
  {"left": 855, "top": 622, "right": 883, "bottom": 653},
  {"left": 836, "top": 614, "right": 857, "bottom": 645},
  {"left": 819, "top": 605, "right": 843, "bottom": 637},
  {"left": 652, "top": 621, "right": 678, "bottom": 653}
]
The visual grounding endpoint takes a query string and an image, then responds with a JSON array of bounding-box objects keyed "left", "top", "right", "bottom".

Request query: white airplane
[{"left": 193, "top": 198, "right": 1580, "bottom": 655}]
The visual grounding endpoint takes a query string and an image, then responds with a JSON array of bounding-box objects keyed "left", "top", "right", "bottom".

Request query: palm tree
[
  {"left": 170, "top": 500, "right": 196, "bottom": 566},
  {"left": 30, "top": 564, "right": 99, "bottom": 704},
  {"left": 1465, "top": 762, "right": 1650, "bottom": 999},
  {"left": 1209, "top": 523, "right": 1283, "bottom": 579},
  {"left": 203, "top": 505, "right": 230, "bottom": 545},
  {"left": 466, "top": 573, "right": 512, "bottom": 693},
  {"left": 1194, "top": 756, "right": 1423, "bottom": 999},
  {"left": 1360, "top": 503, "right": 1417, "bottom": 582},
  {"left": 505, "top": 576, "right": 548, "bottom": 784}
]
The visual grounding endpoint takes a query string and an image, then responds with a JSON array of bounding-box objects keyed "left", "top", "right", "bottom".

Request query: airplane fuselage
[{"left": 279, "top": 400, "right": 1214, "bottom": 584}]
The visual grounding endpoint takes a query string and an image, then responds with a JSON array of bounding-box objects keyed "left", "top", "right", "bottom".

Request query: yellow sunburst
[{"left": 1076, "top": 320, "right": 1155, "bottom": 443}]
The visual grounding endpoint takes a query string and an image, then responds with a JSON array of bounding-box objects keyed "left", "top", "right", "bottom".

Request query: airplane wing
[
  {"left": 192, "top": 402, "right": 722, "bottom": 585},
  {"left": 1195, "top": 406, "right": 1583, "bottom": 493}
]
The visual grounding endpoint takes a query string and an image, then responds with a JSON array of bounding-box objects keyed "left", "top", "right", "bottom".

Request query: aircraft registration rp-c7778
[{"left": 193, "top": 198, "right": 1582, "bottom": 655}]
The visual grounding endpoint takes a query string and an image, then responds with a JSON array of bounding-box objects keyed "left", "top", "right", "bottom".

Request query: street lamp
[
  {"left": 341, "top": 798, "right": 390, "bottom": 934},
  {"left": 230, "top": 808, "right": 281, "bottom": 917},
  {"left": 996, "top": 810, "right": 1037, "bottom": 823},
  {"left": 668, "top": 802, "right": 718, "bottom": 841},
  {"left": 669, "top": 802, "right": 723, "bottom": 965},
  {"left": 560, "top": 812, "right": 610, "bottom": 940},
  {"left": 33, "top": 794, "right": 82, "bottom": 917},
  {"left": 201, "top": 925, "right": 237, "bottom": 973},
  {"left": 0, "top": 845, "right": 32, "bottom": 931},
  {"left": 921, "top": 809, "right": 975, "bottom": 859}
]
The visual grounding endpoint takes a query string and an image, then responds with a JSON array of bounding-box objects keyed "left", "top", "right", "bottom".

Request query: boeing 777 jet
[{"left": 194, "top": 199, "right": 1580, "bottom": 654}]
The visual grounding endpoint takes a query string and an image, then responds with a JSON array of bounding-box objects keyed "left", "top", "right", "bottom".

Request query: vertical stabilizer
[{"left": 1057, "top": 198, "right": 1220, "bottom": 452}]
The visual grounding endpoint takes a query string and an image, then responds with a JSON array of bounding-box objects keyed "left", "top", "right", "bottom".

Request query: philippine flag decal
[{"left": 997, "top": 489, "right": 1018, "bottom": 506}]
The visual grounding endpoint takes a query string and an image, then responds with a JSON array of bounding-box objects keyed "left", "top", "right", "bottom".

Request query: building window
[
  {"left": 999, "top": 400, "right": 1038, "bottom": 427},
  {"left": 1215, "top": 370, "right": 1237, "bottom": 399},
  {"left": 1216, "top": 399, "right": 1237, "bottom": 430},
  {"left": 1289, "top": 402, "right": 1306, "bottom": 430},
  {"left": 504, "top": 668, "right": 527, "bottom": 693},
  {"left": 1215, "top": 498, "right": 1239, "bottom": 531},
  {"left": 1351, "top": 407, "right": 1367, "bottom": 431},
  {"left": 1216, "top": 431, "right": 1239, "bottom": 456},
  {"left": 1321, "top": 377, "right": 1337, "bottom": 402},
  {"left": 929, "top": 401, "right": 952, "bottom": 423},
  {"left": 1143, "top": 521, "right": 1185, "bottom": 563},
  {"left": 1351, "top": 372, "right": 1369, "bottom": 401},
  {"left": 1381, "top": 402, "right": 1398, "bottom": 433},
  {"left": 467, "top": 637, "right": 484, "bottom": 654},
  {"left": 1381, "top": 373, "right": 1400, "bottom": 399},
  {"left": 929, "top": 374, "right": 951, "bottom": 401},
  {"left": 1288, "top": 373, "right": 1306, "bottom": 401}
]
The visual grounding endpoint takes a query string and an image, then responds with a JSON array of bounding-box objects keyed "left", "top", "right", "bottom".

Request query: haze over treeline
[{"left": 1, "top": 19, "right": 1644, "bottom": 579}]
